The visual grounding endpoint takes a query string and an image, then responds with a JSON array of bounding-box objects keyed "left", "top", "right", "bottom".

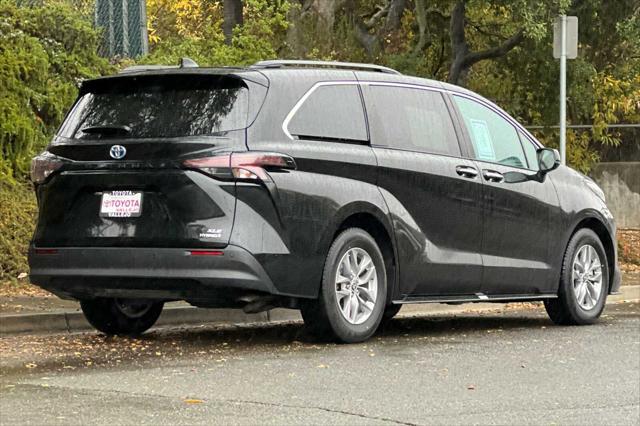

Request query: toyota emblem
[{"left": 109, "top": 145, "right": 127, "bottom": 160}]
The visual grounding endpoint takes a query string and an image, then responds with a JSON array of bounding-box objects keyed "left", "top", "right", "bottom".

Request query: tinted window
[
  {"left": 453, "top": 96, "right": 527, "bottom": 168},
  {"left": 519, "top": 131, "right": 540, "bottom": 171},
  {"left": 59, "top": 75, "right": 249, "bottom": 139},
  {"left": 368, "top": 86, "right": 460, "bottom": 156},
  {"left": 288, "top": 85, "right": 367, "bottom": 141}
]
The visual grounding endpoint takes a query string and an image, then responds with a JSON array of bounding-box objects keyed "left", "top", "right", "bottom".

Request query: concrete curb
[{"left": 1, "top": 285, "right": 638, "bottom": 336}]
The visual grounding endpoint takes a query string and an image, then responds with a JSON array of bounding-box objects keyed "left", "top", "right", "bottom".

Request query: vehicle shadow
[
  {"left": 145, "top": 309, "right": 555, "bottom": 348},
  {"left": 2, "top": 308, "right": 619, "bottom": 376}
]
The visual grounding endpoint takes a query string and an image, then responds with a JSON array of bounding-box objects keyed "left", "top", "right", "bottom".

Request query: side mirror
[
  {"left": 503, "top": 148, "right": 561, "bottom": 184},
  {"left": 537, "top": 148, "right": 561, "bottom": 174}
]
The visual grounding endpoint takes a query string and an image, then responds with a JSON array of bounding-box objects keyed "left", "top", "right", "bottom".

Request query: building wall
[{"left": 590, "top": 162, "right": 640, "bottom": 229}]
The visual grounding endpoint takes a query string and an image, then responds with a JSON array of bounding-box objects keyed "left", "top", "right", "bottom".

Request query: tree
[
  {"left": 351, "top": 0, "right": 407, "bottom": 57},
  {"left": 223, "top": 0, "right": 244, "bottom": 45},
  {"left": 143, "top": 0, "right": 290, "bottom": 66},
  {"left": 448, "top": 0, "right": 523, "bottom": 85},
  {"left": 0, "top": 2, "right": 113, "bottom": 182},
  {"left": 465, "top": 0, "right": 639, "bottom": 171}
]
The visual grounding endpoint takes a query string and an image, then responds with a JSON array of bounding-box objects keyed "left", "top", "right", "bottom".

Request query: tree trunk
[
  {"left": 448, "top": 0, "right": 524, "bottom": 86},
  {"left": 351, "top": 0, "right": 407, "bottom": 59},
  {"left": 223, "top": 0, "right": 243, "bottom": 45},
  {"left": 384, "top": 0, "right": 406, "bottom": 32}
]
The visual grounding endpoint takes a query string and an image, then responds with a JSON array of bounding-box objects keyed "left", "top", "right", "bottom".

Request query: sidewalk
[{"left": 2, "top": 284, "right": 638, "bottom": 336}]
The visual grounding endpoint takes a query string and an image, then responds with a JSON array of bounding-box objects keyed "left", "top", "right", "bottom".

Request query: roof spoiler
[{"left": 120, "top": 57, "right": 199, "bottom": 74}]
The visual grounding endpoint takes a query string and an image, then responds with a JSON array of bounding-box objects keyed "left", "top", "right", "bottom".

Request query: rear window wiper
[{"left": 81, "top": 125, "right": 132, "bottom": 136}]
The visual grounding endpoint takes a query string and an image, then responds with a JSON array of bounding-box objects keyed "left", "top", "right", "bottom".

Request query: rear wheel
[
  {"left": 80, "top": 298, "right": 164, "bottom": 336},
  {"left": 544, "top": 228, "right": 609, "bottom": 325},
  {"left": 301, "top": 228, "right": 387, "bottom": 343}
]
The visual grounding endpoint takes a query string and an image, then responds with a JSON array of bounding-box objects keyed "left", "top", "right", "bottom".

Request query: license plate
[{"left": 100, "top": 191, "right": 143, "bottom": 218}]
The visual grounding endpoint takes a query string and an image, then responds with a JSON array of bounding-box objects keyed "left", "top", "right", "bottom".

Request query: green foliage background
[
  {"left": 0, "top": 182, "right": 36, "bottom": 284},
  {"left": 0, "top": 1, "right": 114, "bottom": 183}
]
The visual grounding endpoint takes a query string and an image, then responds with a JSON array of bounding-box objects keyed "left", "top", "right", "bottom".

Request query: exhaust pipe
[{"left": 238, "top": 294, "right": 277, "bottom": 314}]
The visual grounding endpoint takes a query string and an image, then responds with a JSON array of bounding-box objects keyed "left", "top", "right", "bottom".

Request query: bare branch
[
  {"left": 363, "top": 4, "right": 389, "bottom": 29},
  {"left": 463, "top": 29, "right": 525, "bottom": 66},
  {"left": 448, "top": 0, "right": 524, "bottom": 85}
]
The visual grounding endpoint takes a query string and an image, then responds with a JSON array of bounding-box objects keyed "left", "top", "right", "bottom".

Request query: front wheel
[
  {"left": 544, "top": 228, "right": 609, "bottom": 325},
  {"left": 301, "top": 228, "right": 387, "bottom": 343},
  {"left": 81, "top": 298, "right": 164, "bottom": 336}
]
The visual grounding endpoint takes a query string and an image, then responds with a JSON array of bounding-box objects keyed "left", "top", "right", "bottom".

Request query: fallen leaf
[{"left": 184, "top": 399, "right": 204, "bottom": 404}]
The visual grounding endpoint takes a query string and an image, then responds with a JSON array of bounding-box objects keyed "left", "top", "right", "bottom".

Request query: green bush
[
  {"left": 0, "top": 182, "right": 37, "bottom": 283},
  {"left": 142, "top": 0, "right": 291, "bottom": 67},
  {"left": 0, "top": 1, "right": 114, "bottom": 183}
]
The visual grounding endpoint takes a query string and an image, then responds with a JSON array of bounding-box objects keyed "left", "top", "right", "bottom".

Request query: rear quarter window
[{"left": 286, "top": 84, "right": 368, "bottom": 142}]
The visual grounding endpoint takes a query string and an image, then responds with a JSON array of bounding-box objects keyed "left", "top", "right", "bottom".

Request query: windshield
[{"left": 58, "top": 74, "right": 249, "bottom": 139}]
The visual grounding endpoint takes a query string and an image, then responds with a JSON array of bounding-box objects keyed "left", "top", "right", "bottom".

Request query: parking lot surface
[{"left": 1, "top": 302, "right": 639, "bottom": 425}]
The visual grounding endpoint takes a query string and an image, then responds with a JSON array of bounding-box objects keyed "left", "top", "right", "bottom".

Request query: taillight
[
  {"left": 183, "top": 152, "right": 296, "bottom": 181},
  {"left": 182, "top": 153, "right": 232, "bottom": 179},
  {"left": 30, "top": 152, "right": 65, "bottom": 184},
  {"left": 34, "top": 248, "right": 59, "bottom": 255},
  {"left": 187, "top": 250, "right": 224, "bottom": 256}
]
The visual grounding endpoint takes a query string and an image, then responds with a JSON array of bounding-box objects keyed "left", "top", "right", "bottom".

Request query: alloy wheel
[
  {"left": 572, "top": 244, "right": 603, "bottom": 310},
  {"left": 334, "top": 247, "right": 378, "bottom": 325}
]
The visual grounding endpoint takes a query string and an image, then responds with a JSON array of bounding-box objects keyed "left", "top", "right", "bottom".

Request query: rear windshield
[{"left": 58, "top": 75, "right": 249, "bottom": 139}]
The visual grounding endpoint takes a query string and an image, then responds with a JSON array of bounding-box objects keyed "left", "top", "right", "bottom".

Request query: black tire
[
  {"left": 301, "top": 228, "right": 387, "bottom": 343},
  {"left": 544, "top": 228, "right": 609, "bottom": 325},
  {"left": 80, "top": 298, "right": 164, "bottom": 336}
]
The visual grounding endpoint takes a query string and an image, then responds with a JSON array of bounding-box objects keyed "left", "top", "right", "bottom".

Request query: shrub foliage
[{"left": 0, "top": 1, "right": 113, "bottom": 182}]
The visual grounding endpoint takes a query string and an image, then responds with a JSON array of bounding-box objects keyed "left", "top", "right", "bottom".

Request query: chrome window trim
[
  {"left": 281, "top": 79, "right": 542, "bottom": 150},
  {"left": 450, "top": 92, "right": 543, "bottom": 149},
  {"left": 282, "top": 81, "right": 448, "bottom": 140},
  {"left": 281, "top": 81, "right": 360, "bottom": 140}
]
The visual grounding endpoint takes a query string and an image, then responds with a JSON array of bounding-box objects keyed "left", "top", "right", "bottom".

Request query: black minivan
[{"left": 29, "top": 59, "right": 621, "bottom": 343}]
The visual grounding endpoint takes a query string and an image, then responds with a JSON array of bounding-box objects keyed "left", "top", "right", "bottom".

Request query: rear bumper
[{"left": 28, "top": 245, "right": 278, "bottom": 302}]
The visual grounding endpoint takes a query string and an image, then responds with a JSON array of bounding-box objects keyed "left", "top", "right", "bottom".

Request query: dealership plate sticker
[{"left": 100, "top": 191, "right": 143, "bottom": 217}]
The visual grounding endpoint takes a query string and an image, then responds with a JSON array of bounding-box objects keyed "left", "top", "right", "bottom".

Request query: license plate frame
[{"left": 100, "top": 191, "right": 143, "bottom": 218}]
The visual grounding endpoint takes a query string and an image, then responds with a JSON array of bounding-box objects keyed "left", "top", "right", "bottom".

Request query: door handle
[
  {"left": 482, "top": 169, "right": 504, "bottom": 183},
  {"left": 455, "top": 165, "right": 478, "bottom": 179}
]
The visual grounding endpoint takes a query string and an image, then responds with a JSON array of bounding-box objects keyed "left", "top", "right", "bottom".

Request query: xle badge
[{"left": 200, "top": 229, "right": 223, "bottom": 238}]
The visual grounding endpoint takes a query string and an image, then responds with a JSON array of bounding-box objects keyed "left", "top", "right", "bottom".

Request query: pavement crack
[
  {"left": 223, "top": 398, "right": 421, "bottom": 426},
  {"left": 11, "top": 383, "right": 420, "bottom": 425}
]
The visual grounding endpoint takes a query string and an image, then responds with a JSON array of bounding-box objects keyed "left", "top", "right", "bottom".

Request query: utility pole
[
  {"left": 553, "top": 16, "right": 578, "bottom": 165},
  {"left": 559, "top": 15, "right": 567, "bottom": 165}
]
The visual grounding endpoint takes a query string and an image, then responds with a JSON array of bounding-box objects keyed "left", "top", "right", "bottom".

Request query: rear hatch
[{"left": 32, "top": 70, "right": 268, "bottom": 249}]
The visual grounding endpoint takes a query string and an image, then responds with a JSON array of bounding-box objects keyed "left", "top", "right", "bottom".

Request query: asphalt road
[{"left": 1, "top": 302, "right": 639, "bottom": 425}]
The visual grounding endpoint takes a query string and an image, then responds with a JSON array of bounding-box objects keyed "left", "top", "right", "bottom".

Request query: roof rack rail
[{"left": 252, "top": 60, "right": 401, "bottom": 75}]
